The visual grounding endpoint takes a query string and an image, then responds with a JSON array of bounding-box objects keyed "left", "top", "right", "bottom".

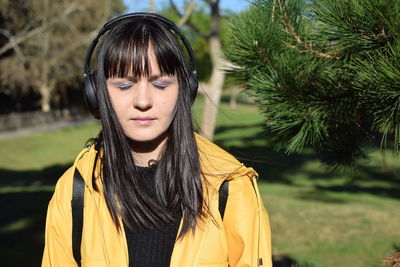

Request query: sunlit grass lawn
[
  {"left": 213, "top": 102, "right": 400, "bottom": 267},
  {"left": 0, "top": 98, "right": 399, "bottom": 266}
]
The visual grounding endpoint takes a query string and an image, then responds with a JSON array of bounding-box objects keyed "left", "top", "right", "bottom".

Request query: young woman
[{"left": 42, "top": 13, "right": 272, "bottom": 267}]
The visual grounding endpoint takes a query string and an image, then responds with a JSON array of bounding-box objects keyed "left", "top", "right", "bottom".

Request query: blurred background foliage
[
  {"left": 0, "top": 0, "right": 235, "bottom": 114},
  {"left": 0, "top": 0, "right": 126, "bottom": 112}
]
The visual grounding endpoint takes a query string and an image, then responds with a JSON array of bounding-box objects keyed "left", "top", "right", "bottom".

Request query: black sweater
[{"left": 124, "top": 166, "right": 182, "bottom": 267}]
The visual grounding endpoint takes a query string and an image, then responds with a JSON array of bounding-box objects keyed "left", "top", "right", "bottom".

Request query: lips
[{"left": 131, "top": 117, "right": 156, "bottom": 126}]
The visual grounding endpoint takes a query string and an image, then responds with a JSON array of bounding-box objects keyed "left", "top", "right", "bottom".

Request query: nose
[{"left": 133, "top": 82, "right": 152, "bottom": 111}]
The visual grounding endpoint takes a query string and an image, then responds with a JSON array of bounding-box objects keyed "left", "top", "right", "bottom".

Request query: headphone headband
[{"left": 83, "top": 12, "right": 197, "bottom": 78}]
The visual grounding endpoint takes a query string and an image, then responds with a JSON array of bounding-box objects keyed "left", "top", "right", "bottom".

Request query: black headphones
[{"left": 83, "top": 12, "right": 199, "bottom": 119}]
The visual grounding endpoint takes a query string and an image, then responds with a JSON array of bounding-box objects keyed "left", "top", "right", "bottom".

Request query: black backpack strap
[
  {"left": 218, "top": 180, "right": 229, "bottom": 220},
  {"left": 71, "top": 168, "right": 85, "bottom": 267}
]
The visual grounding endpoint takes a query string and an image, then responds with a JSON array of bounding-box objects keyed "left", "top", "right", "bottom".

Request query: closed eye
[
  {"left": 152, "top": 82, "right": 168, "bottom": 90},
  {"left": 117, "top": 82, "right": 134, "bottom": 90}
]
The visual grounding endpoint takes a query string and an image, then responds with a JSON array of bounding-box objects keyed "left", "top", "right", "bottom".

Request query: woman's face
[{"left": 106, "top": 47, "right": 179, "bottom": 144}]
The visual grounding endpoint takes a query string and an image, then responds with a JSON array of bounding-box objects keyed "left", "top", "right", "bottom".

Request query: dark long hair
[{"left": 92, "top": 17, "right": 204, "bottom": 237}]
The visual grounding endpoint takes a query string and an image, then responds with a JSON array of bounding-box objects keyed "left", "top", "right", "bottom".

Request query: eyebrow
[
  {"left": 148, "top": 74, "right": 162, "bottom": 81},
  {"left": 125, "top": 74, "right": 174, "bottom": 82}
]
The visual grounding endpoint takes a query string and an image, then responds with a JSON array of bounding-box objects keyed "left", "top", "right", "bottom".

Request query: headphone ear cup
[
  {"left": 83, "top": 72, "right": 100, "bottom": 119},
  {"left": 188, "top": 71, "right": 198, "bottom": 104}
]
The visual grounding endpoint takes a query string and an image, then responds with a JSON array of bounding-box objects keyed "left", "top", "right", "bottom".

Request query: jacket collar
[{"left": 73, "top": 133, "right": 257, "bottom": 191}]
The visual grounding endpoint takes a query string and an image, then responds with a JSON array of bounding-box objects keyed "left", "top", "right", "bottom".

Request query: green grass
[
  {"left": 0, "top": 121, "right": 100, "bottom": 170},
  {"left": 210, "top": 101, "right": 400, "bottom": 267},
  {"left": 1, "top": 100, "right": 400, "bottom": 267},
  {"left": 0, "top": 121, "right": 100, "bottom": 266}
]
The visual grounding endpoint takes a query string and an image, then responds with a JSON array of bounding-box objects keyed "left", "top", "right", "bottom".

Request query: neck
[{"left": 130, "top": 134, "right": 168, "bottom": 167}]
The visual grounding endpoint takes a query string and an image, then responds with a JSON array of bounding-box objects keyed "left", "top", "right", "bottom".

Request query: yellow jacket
[{"left": 42, "top": 134, "right": 272, "bottom": 267}]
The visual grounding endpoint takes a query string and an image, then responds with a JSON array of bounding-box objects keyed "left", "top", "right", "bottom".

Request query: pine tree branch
[
  {"left": 276, "top": 0, "right": 334, "bottom": 59},
  {"left": 346, "top": 20, "right": 389, "bottom": 40},
  {"left": 284, "top": 42, "right": 335, "bottom": 58},
  {"left": 254, "top": 40, "right": 272, "bottom": 65},
  {"left": 271, "top": 0, "right": 276, "bottom": 22}
]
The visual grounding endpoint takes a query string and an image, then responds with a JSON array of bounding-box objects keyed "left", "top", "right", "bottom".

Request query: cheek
[
  {"left": 160, "top": 101, "right": 176, "bottom": 118},
  {"left": 110, "top": 92, "right": 126, "bottom": 107},
  {"left": 161, "top": 89, "right": 179, "bottom": 116},
  {"left": 109, "top": 93, "right": 130, "bottom": 120}
]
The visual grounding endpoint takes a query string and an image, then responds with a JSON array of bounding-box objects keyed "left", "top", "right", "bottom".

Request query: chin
[
  {"left": 127, "top": 135, "right": 156, "bottom": 143},
  {"left": 126, "top": 131, "right": 169, "bottom": 144}
]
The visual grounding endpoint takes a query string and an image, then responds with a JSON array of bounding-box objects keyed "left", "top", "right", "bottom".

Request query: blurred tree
[
  {"left": 149, "top": 0, "right": 156, "bottom": 12},
  {"left": 225, "top": 0, "right": 400, "bottom": 167},
  {"left": 161, "top": 3, "right": 210, "bottom": 81},
  {"left": 168, "top": 0, "right": 236, "bottom": 140},
  {"left": 0, "top": 0, "right": 124, "bottom": 112}
]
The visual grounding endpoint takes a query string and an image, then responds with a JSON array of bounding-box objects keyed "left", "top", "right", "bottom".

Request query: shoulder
[
  {"left": 195, "top": 133, "right": 240, "bottom": 172},
  {"left": 195, "top": 133, "right": 258, "bottom": 186},
  {"left": 50, "top": 166, "right": 75, "bottom": 206},
  {"left": 44, "top": 166, "right": 76, "bottom": 231},
  {"left": 51, "top": 145, "right": 97, "bottom": 203}
]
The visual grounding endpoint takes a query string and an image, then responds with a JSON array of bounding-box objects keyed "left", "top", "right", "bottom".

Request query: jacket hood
[{"left": 72, "top": 133, "right": 257, "bottom": 191}]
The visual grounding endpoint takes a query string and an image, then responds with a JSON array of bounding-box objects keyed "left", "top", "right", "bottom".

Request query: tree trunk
[
  {"left": 230, "top": 85, "right": 239, "bottom": 109},
  {"left": 200, "top": 1, "right": 224, "bottom": 140},
  {"left": 149, "top": 0, "right": 155, "bottom": 12},
  {"left": 39, "top": 84, "right": 51, "bottom": 112},
  {"left": 40, "top": 0, "right": 51, "bottom": 112}
]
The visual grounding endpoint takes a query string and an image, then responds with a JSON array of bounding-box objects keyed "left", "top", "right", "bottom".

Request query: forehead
[
  {"left": 141, "top": 45, "right": 161, "bottom": 73},
  {"left": 102, "top": 29, "right": 182, "bottom": 79}
]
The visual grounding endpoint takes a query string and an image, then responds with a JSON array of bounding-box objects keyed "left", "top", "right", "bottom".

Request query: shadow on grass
[
  {"left": 0, "top": 163, "right": 71, "bottom": 267},
  {"left": 295, "top": 190, "right": 349, "bottom": 203},
  {"left": 0, "top": 163, "right": 69, "bottom": 187},
  {"left": 214, "top": 123, "right": 318, "bottom": 184},
  {"left": 295, "top": 165, "right": 400, "bottom": 199},
  {"left": 272, "top": 254, "right": 316, "bottom": 267},
  {"left": 214, "top": 124, "right": 400, "bottom": 200}
]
